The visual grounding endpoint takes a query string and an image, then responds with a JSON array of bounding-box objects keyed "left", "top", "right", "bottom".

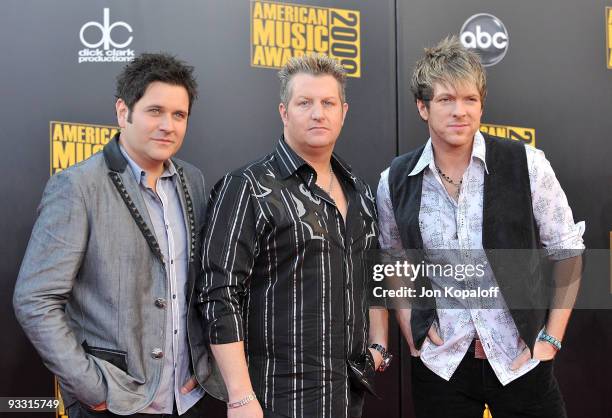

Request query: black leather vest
[{"left": 388, "top": 134, "right": 547, "bottom": 351}]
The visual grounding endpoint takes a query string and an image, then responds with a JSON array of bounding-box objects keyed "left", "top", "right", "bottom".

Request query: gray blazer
[{"left": 13, "top": 135, "right": 224, "bottom": 414}]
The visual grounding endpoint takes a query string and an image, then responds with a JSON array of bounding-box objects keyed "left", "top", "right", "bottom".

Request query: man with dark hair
[
  {"left": 14, "top": 53, "right": 210, "bottom": 417},
  {"left": 115, "top": 53, "right": 198, "bottom": 119},
  {"left": 199, "top": 53, "right": 389, "bottom": 418},
  {"left": 377, "top": 37, "right": 584, "bottom": 418}
]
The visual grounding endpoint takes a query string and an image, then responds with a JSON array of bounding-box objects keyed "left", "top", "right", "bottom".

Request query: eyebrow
[
  {"left": 145, "top": 104, "right": 188, "bottom": 113},
  {"left": 295, "top": 96, "right": 338, "bottom": 101}
]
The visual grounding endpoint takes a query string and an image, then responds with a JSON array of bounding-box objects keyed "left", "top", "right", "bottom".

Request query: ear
[
  {"left": 279, "top": 102, "right": 288, "bottom": 127},
  {"left": 116, "top": 99, "right": 129, "bottom": 128},
  {"left": 416, "top": 99, "right": 429, "bottom": 121},
  {"left": 341, "top": 102, "right": 349, "bottom": 125}
]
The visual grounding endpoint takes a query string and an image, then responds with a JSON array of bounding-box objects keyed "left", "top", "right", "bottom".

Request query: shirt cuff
[
  {"left": 545, "top": 221, "right": 586, "bottom": 260},
  {"left": 206, "top": 314, "right": 245, "bottom": 345}
]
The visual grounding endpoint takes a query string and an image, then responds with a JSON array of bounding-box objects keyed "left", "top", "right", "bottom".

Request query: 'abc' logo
[
  {"left": 460, "top": 13, "right": 508, "bottom": 67},
  {"left": 80, "top": 8, "right": 133, "bottom": 50}
]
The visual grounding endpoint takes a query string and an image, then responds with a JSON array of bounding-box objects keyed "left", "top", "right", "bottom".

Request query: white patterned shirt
[{"left": 377, "top": 132, "right": 585, "bottom": 385}]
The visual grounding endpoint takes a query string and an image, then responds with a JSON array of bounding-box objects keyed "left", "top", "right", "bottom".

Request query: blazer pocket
[{"left": 82, "top": 341, "right": 128, "bottom": 373}]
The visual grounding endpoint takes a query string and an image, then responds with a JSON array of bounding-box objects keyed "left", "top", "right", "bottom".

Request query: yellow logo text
[
  {"left": 50, "top": 121, "right": 117, "bottom": 175},
  {"left": 480, "top": 123, "right": 536, "bottom": 147},
  {"left": 607, "top": 7, "right": 612, "bottom": 69},
  {"left": 251, "top": 0, "right": 361, "bottom": 77}
]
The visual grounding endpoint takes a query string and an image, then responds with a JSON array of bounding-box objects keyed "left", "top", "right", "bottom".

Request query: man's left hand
[
  {"left": 180, "top": 376, "right": 199, "bottom": 394},
  {"left": 510, "top": 341, "right": 558, "bottom": 370}
]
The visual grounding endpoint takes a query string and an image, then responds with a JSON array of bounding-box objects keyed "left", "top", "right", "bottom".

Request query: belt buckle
[{"left": 474, "top": 339, "right": 487, "bottom": 359}]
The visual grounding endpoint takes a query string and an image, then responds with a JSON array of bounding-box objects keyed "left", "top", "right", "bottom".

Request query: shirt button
[
  {"left": 174, "top": 329, "right": 178, "bottom": 335},
  {"left": 151, "top": 348, "right": 164, "bottom": 359},
  {"left": 154, "top": 298, "right": 166, "bottom": 308},
  {"left": 172, "top": 294, "right": 176, "bottom": 299}
]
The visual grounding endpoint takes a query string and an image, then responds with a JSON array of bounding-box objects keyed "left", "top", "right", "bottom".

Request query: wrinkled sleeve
[
  {"left": 526, "top": 146, "right": 585, "bottom": 259},
  {"left": 199, "top": 174, "right": 259, "bottom": 345},
  {"left": 13, "top": 171, "right": 107, "bottom": 406},
  {"left": 376, "top": 168, "right": 403, "bottom": 250}
]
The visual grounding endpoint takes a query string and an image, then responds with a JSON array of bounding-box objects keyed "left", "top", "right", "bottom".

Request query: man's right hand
[
  {"left": 227, "top": 398, "right": 263, "bottom": 418},
  {"left": 395, "top": 309, "right": 443, "bottom": 355}
]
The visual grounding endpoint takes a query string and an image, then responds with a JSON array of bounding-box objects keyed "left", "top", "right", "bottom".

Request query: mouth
[
  {"left": 308, "top": 127, "right": 329, "bottom": 132},
  {"left": 448, "top": 124, "right": 469, "bottom": 129},
  {"left": 151, "top": 138, "right": 174, "bottom": 144}
]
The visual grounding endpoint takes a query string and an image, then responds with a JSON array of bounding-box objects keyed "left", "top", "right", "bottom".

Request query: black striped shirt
[{"left": 199, "top": 137, "right": 378, "bottom": 418}]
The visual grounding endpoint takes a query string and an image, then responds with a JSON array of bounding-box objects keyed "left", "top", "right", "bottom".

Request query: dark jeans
[
  {"left": 411, "top": 353, "right": 567, "bottom": 418},
  {"left": 67, "top": 396, "right": 206, "bottom": 418},
  {"left": 263, "top": 407, "right": 363, "bottom": 418}
]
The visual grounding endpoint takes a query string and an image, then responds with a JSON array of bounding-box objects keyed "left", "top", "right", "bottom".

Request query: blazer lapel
[
  {"left": 103, "top": 134, "right": 164, "bottom": 263},
  {"left": 173, "top": 163, "right": 196, "bottom": 264}
]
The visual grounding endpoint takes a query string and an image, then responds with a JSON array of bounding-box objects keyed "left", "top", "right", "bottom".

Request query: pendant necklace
[{"left": 435, "top": 164, "right": 462, "bottom": 200}]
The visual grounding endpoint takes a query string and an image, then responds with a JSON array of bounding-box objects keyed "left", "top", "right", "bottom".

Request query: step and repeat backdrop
[{"left": 1, "top": 1, "right": 611, "bottom": 417}]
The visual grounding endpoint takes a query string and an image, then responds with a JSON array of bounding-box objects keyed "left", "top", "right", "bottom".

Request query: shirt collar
[
  {"left": 471, "top": 130, "right": 489, "bottom": 173},
  {"left": 408, "top": 130, "right": 489, "bottom": 176},
  {"left": 274, "top": 135, "right": 354, "bottom": 183},
  {"left": 118, "top": 142, "right": 177, "bottom": 185},
  {"left": 408, "top": 140, "right": 434, "bottom": 176}
]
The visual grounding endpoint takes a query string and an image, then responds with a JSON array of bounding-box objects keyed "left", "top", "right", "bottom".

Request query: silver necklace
[
  {"left": 435, "top": 164, "right": 461, "bottom": 200},
  {"left": 435, "top": 164, "right": 462, "bottom": 186}
]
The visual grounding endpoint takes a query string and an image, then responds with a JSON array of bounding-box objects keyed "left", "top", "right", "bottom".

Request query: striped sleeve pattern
[{"left": 200, "top": 174, "right": 259, "bottom": 345}]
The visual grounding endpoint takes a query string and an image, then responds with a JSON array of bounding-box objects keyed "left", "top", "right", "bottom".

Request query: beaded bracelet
[{"left": 537, "top": 329, "right": 562, "bottom": 351}]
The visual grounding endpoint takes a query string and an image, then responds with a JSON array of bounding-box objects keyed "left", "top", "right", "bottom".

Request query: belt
[{"left": 467, "top": 339, "right": 487, "bottom": 359}]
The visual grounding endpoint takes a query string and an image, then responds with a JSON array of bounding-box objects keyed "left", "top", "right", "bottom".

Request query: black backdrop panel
[
  {"left": 1, "top": 0, "right": 611, "bottom": 417},
  {"left": 397, "top": 1, "right": 612, "bottom": 417},
  {"left": 1, "top": 1, "right": 397, "bottom": 417}
]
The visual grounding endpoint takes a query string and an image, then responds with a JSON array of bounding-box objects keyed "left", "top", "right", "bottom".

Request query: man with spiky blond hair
[
  {"left": 377, "top": 36, "right": 584, "bottom": 418},
  {"left": 199, "top": 53, "right": 389, "bottom": 418}
]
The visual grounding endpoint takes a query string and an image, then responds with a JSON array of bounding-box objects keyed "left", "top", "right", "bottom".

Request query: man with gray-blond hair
[
  {"left": 377, "top": 36, "right": 584, "bottom": 417},
  {"left": 199, "top": 53, "right": 389, "bottom": 418}
]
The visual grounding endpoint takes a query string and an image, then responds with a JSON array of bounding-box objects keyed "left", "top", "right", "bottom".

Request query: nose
[
  {"left": 158, "top": 113, "right": 174, "bottom": 132},
  {"left": 452, "top": 101, "right": 467, "bottom": 118},
  {"left": 311, "top": 102, "right": 324, "bottom": 120}
]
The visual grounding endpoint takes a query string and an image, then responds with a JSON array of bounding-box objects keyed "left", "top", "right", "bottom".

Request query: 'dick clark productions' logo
[
  {"left": 251, "top": 0, "right": 361, "bottom": 77},
  {"left": 460, "top": 13, "right": 509, "bottom": 67},
  {"left": 78, "top": 8, "right": 135, "bottom": 63}
]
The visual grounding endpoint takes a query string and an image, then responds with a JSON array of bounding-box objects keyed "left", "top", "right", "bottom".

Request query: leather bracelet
[
  {"left": 537, "top": 329, "right": 562, "bottom": 351},
  {"left": 227, "top": 391, "right": 257, "bottom": 409}
]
